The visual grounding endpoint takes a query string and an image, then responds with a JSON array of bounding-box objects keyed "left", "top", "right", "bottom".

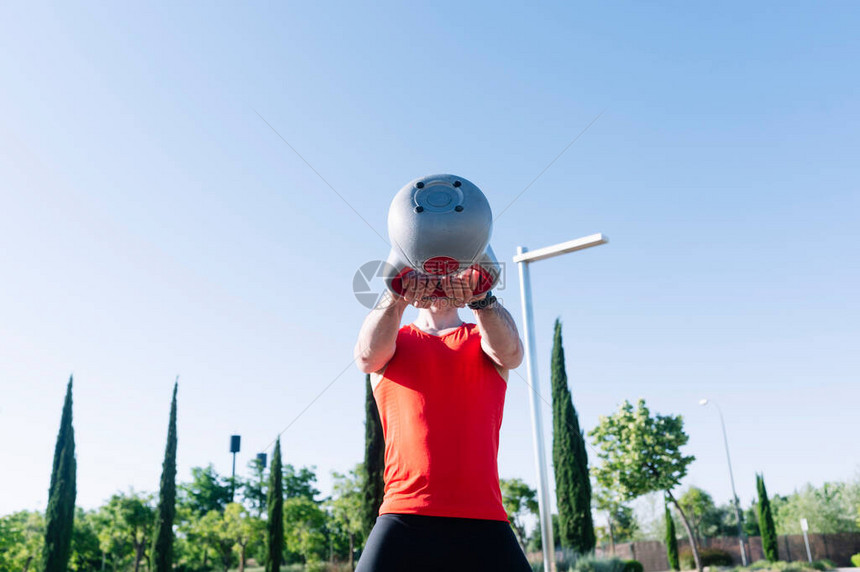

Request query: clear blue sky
[{"left": 2, "top": 1, "right": 858, "bottom": 525}]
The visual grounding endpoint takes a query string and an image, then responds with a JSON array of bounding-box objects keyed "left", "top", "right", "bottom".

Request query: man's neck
[{"left": 414, "top": 304, "right": 463, "bottom": 334}]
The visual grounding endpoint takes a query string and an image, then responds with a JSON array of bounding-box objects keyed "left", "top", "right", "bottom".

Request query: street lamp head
[{"left": 699, "top": 398, "right": 709, "bottom": 406}]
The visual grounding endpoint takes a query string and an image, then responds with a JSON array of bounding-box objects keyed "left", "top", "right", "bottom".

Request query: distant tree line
[
  {"left": 611, "top": 475, "right": 860, "bottom": 565},
  {"left": 0, "top": 454, "right": 557, "bottom": 570},
  {"left": 4, "top": 319, "right": 858, "bottom": 572}
]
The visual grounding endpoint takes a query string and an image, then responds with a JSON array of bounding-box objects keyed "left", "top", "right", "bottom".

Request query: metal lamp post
[
  {"left": 699, "top": 399, "right": 747, "bottom": 565},
  {"left": 230, "top": 435, "right": 241, "bottom": 502},
  {"left": 514, "top": 233, "right": 608, "bottom": 572}
]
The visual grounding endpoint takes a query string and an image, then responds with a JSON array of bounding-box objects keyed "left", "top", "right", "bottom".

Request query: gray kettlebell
[{"left": 382, "top": 174, "right": 501, "bottom": 298}]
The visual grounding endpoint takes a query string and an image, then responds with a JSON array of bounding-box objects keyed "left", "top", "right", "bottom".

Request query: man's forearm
[
  {"left": 473, "top": 302, "right": 524, "bottom": 370},
  {"left": 354, "top": 291, "right": 409, "bottom": 373}
]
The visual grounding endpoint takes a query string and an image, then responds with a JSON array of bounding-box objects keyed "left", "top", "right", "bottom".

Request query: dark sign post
[{"left": 230, "top": 435, "right": 241, "bottom": 502}]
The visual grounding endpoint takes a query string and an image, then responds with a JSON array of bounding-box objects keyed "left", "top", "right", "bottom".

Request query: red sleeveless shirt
[{"left": 373, "top": 323, "right": 509, "bottom": 521}]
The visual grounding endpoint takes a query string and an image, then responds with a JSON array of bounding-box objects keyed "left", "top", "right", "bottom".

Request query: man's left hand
[{"left": 440, "top": 270, "right": 486, "bottom": 308}]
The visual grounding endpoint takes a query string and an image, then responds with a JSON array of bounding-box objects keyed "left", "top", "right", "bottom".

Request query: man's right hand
[{"left": 396, "top": 271, "right": 442, "bottom": 309}]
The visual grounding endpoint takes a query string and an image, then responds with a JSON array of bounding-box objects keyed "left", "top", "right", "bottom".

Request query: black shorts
[{"left": 356, "top": 513, "right": 533, "bottom": 572}]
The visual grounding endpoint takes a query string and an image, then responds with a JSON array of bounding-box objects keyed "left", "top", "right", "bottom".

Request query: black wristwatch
[{"left": 468, "top": 291, "right": 497, "bottom": 311}]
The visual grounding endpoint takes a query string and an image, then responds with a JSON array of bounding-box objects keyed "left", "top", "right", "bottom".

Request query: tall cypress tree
[
  {"left": 152, "top": 380, "right": 178, "bottom": 572},
  {"left": 551, "top": 319, "right": 596, "bottom": 553},
  {"left": 361, "top": 374, "right": 385, "bottom": 538},
  {"left": 757, "top": 473, "right": 778, "bottom": 562},
  {"left": 665, "top": 498, "right": 680, "bottom": 571},
  {"left": 43, "top": 376, "right": 77, "bottom": 572},
  {"left": 265, "top": 438, "right": 285, "bottom": 572}
]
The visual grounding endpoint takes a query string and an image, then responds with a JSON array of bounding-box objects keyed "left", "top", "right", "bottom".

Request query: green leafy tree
[
  {"left": 242, "top": 457, "right": 268, "bottom": 517},
  {"left": 283, "top": 464, "right": 321, "bottom": 501},
  {"left": 265, "top": 438, "right": 285, "bottom": 572},
  {"left": 773, "top": 480, "right": 860, "bottom": 534},
  {"left": 69, "top": 508, "right": 102, "bottom": 571},
  {"left": 328, "top": 467, "right": 366, "bottom": 570},
  {"left": 0, "top": 510, "right": 45, "bottom": 571},
  {"left": 743, "top": 501, "right": 762, "bottom": 537},
  {"left": 196, "top": 509, "right": 236, "bottom": 572},
  {"left": 665, "top": 499, "right": 680, "bottom": 571},
  {"left": 528, "top": 513, "right": 560, "bottom": 553},
  {"left": 103, "top": 490, "right": 156, "bottom": 572},
  {"left": 225, "top": 503, "right": 263, "bottom": 572},
  {"left": 192, "top": 504, "right": 262, "bottom": 572},
  {"left": 179, "top": 465, "right": 232, "bottom": 517},
  {"left": 152, "top": 380, "right": 178, "bottom": 572},
  {"left": 94, "top": 502, "right": 132, "bottom": 572},
  {"left": 173, "top": 504, "right": 209, "bottom": 570},
  {"left": 594, "top": 485, "right": 637, "bottom": 552},
  {"left": 678, "top": 487, "right": 717, "bottom": 545},
  {"left": 626, "top": 492, "right": 669, "bottom": 540},
  {"left": 0, "top": 514, "right": 13, "bottom": 569},
  {"left": 362, "top": 374, "right": 386, "bottom": 538},
  {"left": 500, "top": 478, "right": 539, "bottom": 553},
  {"left": 710, "top": 500, "right": 757, "bottom": 537},
  {"left": 609, "top": 505, "right": 637, "bottom": 543},
  {"left": 283, "top": 497, "right": 327, "bottom": 563},
  {"left": 43, "top": 376, "right": 77, "bottom": 572},
  {"left": 550, "top": 319, "right": 596, "bottom": 553},
  {"left": 589, "top": 399, "right": 702, "bottom": 572},
  {"left": 705, "top": 502, "right": 737, "bottom": 539}
]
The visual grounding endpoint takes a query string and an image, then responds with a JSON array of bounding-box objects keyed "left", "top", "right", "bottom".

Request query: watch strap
[{"left": 468, "top": 291, "right": 497, "bottom": 310}]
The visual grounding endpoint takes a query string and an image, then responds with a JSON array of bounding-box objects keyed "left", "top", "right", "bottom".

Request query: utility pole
[
  {"left": 699, "top": 399, "right": 747, "bottom": 565},
  {"left": 515, "top": 233, "right": 608, "bottom": 572}
]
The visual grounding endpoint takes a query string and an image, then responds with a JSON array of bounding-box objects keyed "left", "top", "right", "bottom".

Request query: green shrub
[
  {"left": 680, "top": 547, "right": 733, "bottom": 569},
  {"left": 623, "top": 560, "right": 644, "bottom": 572},
  {"left": 852, "top": 553, "right": 860, "bottom": 568},
  {"left": 570, "top": 555, "right": 626, "bottom": 572},
  {"left": 730, "top": 561, "right": 831, "bottom": 572}
]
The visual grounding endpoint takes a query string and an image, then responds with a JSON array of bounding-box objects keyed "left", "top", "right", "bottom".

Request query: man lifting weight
[{"left": 354, "top": 269, "right": 532, "bottom": 572}]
